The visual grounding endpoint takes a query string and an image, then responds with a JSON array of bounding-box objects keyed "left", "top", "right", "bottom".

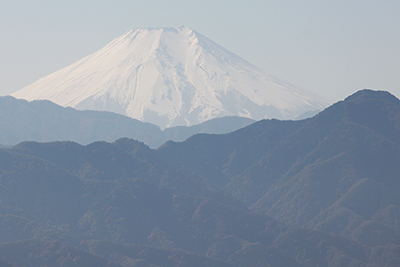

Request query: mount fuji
[{"left": 12, "top": 26, "right": 329, "bottom": 128}]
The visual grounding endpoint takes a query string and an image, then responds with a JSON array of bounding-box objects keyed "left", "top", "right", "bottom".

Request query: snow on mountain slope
[{"left": 12, "top": 26, "right": 329, "bottom": 129}]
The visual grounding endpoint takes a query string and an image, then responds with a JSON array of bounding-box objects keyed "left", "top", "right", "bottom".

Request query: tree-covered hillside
[{"left": 0, "top": 90, "right": 399, "bottom": 266}]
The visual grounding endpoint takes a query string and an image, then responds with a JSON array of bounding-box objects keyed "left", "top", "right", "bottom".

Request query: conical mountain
[{"left": 12, "top": 26, "right": 328, "bottom": 128}]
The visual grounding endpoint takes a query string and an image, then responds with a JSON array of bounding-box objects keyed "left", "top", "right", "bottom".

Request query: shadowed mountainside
[
  {"left": 159, "top": 90, "right": 400, "bottom": 247},
  {"left": 0, "top": 90, "right": 399, "bottom": 266},
  {"left": 0, "top": 96, "right": 255, "bottom": 148}
]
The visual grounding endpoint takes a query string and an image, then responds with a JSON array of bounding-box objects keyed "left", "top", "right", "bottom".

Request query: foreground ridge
[{"left": 0, "top": 90, "right": 399, "bottom": 266}]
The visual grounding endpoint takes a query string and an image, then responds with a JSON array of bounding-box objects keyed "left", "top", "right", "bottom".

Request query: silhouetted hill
[
  {"left": 159, "top": 89, "right": 400, "bottom": 249},
  {"left": 0, "top": 136, "right": 380, "bottom": 266},
  {"left": 164, "top": 116, "right": 255, "bottom": 142},
  {"left": 0, "top": 96, "right": 164, "bottom": 147},
  {"left": 0, "top": 96, "right": 256, "bottom": 148},
  {"left": 1, "top": 90, "right": 400, "bottom": 266}
]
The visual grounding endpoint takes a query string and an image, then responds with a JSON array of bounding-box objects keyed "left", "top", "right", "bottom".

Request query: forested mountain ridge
[
  {"left": 0, "top": 90, "right": 399, "bottom": 266},
  {"left": 160, "top": 89, "right": 400, "bottom": 246}
]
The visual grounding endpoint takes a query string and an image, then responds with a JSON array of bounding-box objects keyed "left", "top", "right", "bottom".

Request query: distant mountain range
[
  {"left": 12, "top": 26, "right": 328, "bottom": 128},
  {"left": 0, "top": 89, "right": 399, "bottom": 266},
  {"left": 0, "top": 96, "right": 255, "bottom": 148}
]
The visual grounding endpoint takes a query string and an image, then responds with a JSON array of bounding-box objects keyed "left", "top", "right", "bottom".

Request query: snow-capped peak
[{"left": 12, "top": 26, "right": 329, "bottom": 129}]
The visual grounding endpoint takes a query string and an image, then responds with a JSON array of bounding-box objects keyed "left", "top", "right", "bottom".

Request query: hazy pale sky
[{"left": 1, "top": 0, "right": 400, "bottom": 102}]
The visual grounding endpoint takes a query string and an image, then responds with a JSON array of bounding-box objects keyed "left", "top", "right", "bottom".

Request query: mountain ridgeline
[
  {"left": 0, "top": 95, "right": 254, "bottom": 148},
  {"left": 0, "top": 89, "right": 399, "bottom": 266}
]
